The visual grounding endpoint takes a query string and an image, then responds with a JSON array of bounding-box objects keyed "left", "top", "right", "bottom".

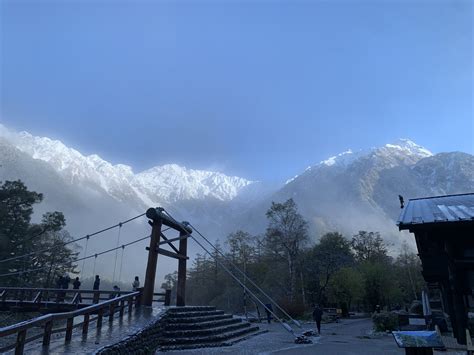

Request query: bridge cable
[
  {"left": 81, "top": 236, "right": 90, "bottom": 276},
  {"left": 187, "top": 225, "right": 295, "bottom": 337},
  {"left": 187, "top": 221, "right": 302, "bottom": 329},
  {"left": 0, "top": 226, "right": 173, "bottom": 279},
  {"left": 112, "top": 223, "right": 122, "bottom": 283},
  {"left": 118, "top": 245, "right": 125, "bottom": 283},
  {"left": 159, "top": 209, "right": 296, "bottom": 336},
  {"left": 92, "top": 254, "right": 98, "bottom": 279},
  {"left": 0, "top": 233, "right": 152, "bottom": 278},
  {"left": 160, "top": 207, "right": 301, "bottom": 329},
  {"left": 0, "top": 213, "right": 146, "bottom": 264}
]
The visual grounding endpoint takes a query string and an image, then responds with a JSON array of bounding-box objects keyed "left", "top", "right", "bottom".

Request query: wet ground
[
  {"left": 160, "top": 318, "right": 405, "bottom": 355},
  {"left": 19, "top": 306, "right": 165, "bottom": 355}
]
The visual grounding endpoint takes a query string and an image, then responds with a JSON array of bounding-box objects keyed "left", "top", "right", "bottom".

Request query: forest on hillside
[
  {"left": 0, "top": 180, "right": 79, "bottom": 288},
  {"left": 162, "top": 199, "right": 425, "bottom": 317}
]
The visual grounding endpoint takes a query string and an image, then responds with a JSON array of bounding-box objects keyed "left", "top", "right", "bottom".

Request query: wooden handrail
[
  {"left": 0, "top": 287, "right": 170, "bottom": 353},
  {"left": 0, "top": 287, "right": 137, "bottom": 295},
  {"left": 0, "top": 287, "right": 167, "bottom": 299},
  {"left": 0, "top": 291, "right": 140, "bottom": 337}
]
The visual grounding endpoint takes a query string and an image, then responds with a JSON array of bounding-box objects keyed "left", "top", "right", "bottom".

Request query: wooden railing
[
  {"left": 0, "top": 287, "right": 170, "bottom": 307},
  {"left": 0, "top": 291, "right": 140, "bottom": 354},
  {"left": 0, "top": 288, "right": 171, "bottom": 355}
]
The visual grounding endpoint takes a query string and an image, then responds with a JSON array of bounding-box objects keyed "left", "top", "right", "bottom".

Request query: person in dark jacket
[
  {"left": 56, "top": 276, "right": 64, "bottom": 302},
  {"left": 73, "top": 277, "right": 81, "bottom": 290},
  {"left": 313, "top": 305, "right": 323, "bottom": 335},
  {"left": 93, "top": 275, "right": 100, "bottom": 290},
  {"left": 93, "top": 275, "right": 100, "bottom": 304},
  {"left": 72, "top": 277, "right": 82, "bottom": 303},
  {"left": 61, "top": 275, "right": 70, "bottom": 289},
  {"left": 264, "top": 303, "right": 273, "bottom": 324}
]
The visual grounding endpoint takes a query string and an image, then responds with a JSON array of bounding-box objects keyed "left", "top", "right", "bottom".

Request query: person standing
[
  {"left": 93, "top": 275, "right": 100, "bottom": 304},
  {"left": 313, "top": 304, "right": 323, "bottom": 335},
  {"left": 132, "top": 276, "right": 140, "bottom": 291},
  {"left": 73, "top": 277, "right": 82, "bottom": 303},
  {"left": 73, "top": 277, "right": 81, "bottom": 290},
  {"left": 93, "top": 275, "right": 100, "bottom": 290},
  {"left": 62, "top": 274, "right": 71, "bottom": 289},
  {"left": 264, "top": 303, "right": 273, "bottom": 324},
  {"left": 56, "top": 276, "right": 64, "bottom": 302}
]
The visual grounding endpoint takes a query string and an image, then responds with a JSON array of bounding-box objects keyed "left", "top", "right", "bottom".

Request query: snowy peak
[
  {"left": 133, "top": 164, "right": 254, "bottom": 202},
  {"left": 1, "top": 126, "right": 135, "bottom": 196},
  {"left": 316, "top": 139, "right": 432, "bottom": 170},
  {"left": 319, "top": 149, "right": 366, "bottom": 168},
  {"left": 0, "top": 124, "right": 254, "bottom": 204},
  {"left": 383, "top": 138, "right": 433, "bottom": 158}
]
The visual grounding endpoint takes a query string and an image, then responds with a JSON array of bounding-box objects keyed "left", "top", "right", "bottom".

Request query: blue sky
[{"left": 1, "top": 0, "right": 472, "bottom": 182}]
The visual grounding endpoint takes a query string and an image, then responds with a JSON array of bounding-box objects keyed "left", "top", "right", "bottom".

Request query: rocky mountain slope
[{"left": 0, "top": 124, "right": 473, "bottom": 276}]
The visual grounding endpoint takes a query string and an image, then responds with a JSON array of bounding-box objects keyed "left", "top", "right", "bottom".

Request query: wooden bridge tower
[{"left": 142, "top": 208, "right": 191, "bottom": 307}]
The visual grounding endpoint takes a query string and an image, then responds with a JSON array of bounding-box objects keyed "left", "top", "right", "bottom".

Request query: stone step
[
  {"left": 164, "top": 321, "right": 250, "bottom": 338},
  {"left": 167, "top": 306, "right": 216, "bottom": 313},
  {"left": 159, "top": 324, "right": 261, "bottom": 346},
  {"left": 165, "top": 310, "right": 224, "bottom": 318},
  {"left": 164, "top": 317, "right": 242, "bottom": 331},
  {"left": 158, "top": 329, "right": 267, "bottom": 351},
  {"left": 165, "top": 313, "right": 233, "bottom": 324}
]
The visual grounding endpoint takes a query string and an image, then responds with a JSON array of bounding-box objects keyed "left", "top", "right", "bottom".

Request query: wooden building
[{"left": 398, "top": 193, "right": 474, "bottom": 344}]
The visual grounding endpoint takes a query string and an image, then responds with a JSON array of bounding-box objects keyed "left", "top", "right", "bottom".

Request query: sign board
[{"left": 392, "top": 331, "right": 444, "bottom": 348}]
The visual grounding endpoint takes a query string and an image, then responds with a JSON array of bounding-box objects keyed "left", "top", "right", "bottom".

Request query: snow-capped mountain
[
  {"left": 0, "top": 124, "right": 254, "bottom": 207},
  {"left": 1, "top": 123, "right": 473, "bottom": 250},
  {"left": 316, "top": 139, "right": 432, "bottom": 170},
  {"left": 252, "top": 138, "right": 472, "bottom": 244},
  {"left": 133, "top": 164, "right": 252, "bottom": 203}
]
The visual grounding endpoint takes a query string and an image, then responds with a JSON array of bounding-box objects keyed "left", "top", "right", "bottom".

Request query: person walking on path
[
  {"left": 93, "top": 275, "right": 100, "bottom": 303},
  {"left": 132, "top": 276, "right": 140, "bottom": 291},
  {"left": 313, "top": 304, "right": 323, "bottom": 335}
]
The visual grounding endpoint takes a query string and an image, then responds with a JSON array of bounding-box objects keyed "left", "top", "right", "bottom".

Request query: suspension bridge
[{"left": 0, "top": 207, "right": 303, "bottom": 354}]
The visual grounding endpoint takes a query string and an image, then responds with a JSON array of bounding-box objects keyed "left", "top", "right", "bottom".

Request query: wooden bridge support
[
  {"left": 176, "top": 230, "right": 188, "bottom": 306},
  {"left": 142, "top": 219, "right": 162, "bottom": 307}
]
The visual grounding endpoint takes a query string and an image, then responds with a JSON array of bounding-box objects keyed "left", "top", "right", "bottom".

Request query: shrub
[{"left": 372, "top": 311, "right": 399, "bottom": 332}]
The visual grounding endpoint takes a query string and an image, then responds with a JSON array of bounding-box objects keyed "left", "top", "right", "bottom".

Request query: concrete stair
[{"left": 158, "top": 306, "right": 264, "bottom": 351}]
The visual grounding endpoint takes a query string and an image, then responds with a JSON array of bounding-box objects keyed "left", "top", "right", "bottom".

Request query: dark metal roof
[{"left": 398, "top": 193, "right": 474, "bottom": 230}]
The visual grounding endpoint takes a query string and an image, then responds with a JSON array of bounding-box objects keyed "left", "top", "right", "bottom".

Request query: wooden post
[
  {"left": 15, "top": 329, "right": 26, "bottom": 355},
  {"left": 43, "top": 320, "right": 53, "bottom": 346},
  {"left": 65, "top": 317, "right": 73, "bottom": 342},
  {"left": 128, "top": 298, "right": 133, "bottom": 313},
  {"left": 109, "top": 303, "right": 115, "bottom": 322},
  {"left": 142, "top": 219, "right": 162, "bottom": 306},
  {"left": 97, "top": 309, "right": 103, "bottom": 330},
  {"left": 164, "top": 289, "right": 171, "bottom": 306},
  {"left": 119, "top": 300, "right": 125, "bottom": 317},
  {"left": 176, "top": 230, "right": 188, "bottom": 306},
  {"left": 93, "top": 291, "right": 99, "bottom": 304},
  {"left": 82, "top": 314, "right": 90, "bottom": 336}
]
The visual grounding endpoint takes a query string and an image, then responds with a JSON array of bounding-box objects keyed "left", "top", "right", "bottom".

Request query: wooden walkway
[{"left": 0, "top": 287, "right": 170, "bottom": 354}]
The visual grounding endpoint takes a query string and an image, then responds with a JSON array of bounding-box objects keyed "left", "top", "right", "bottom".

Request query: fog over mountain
[{"left": 1, "top": 124, "right": 473, "bottom": 283}]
